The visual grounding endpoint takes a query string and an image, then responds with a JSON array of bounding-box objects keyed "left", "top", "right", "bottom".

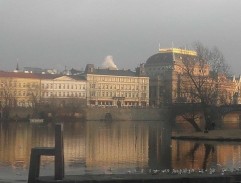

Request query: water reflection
[
  {"left": 1, "top": 120, "right": 241, "bottom": 181},
  {"left": 85, "top": 121, "right": 150, "bottom": 173}
]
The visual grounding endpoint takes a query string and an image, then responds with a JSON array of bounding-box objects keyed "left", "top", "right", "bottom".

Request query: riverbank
[
  {"left": 37, "top": 173, "right": 241, "bottom": 183},
  {"left": 172, "top": 129, "right": 241, "bottom": 141}
]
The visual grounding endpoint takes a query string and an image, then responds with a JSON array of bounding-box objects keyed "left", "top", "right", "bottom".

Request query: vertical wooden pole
[
  {"left": 28, "top": 149, "right": 40, "bottom": 183},
  {"left": 55, "top": 123, "right": 64, "bottom": 180}
]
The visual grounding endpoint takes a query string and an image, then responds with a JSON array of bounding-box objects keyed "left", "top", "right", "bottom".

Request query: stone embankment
[
  {"left": 5, "top": 107, "right": 169, "bottom": 121},
  {"left": 85, "top": 107, "right": 169, "bottom": 121}
]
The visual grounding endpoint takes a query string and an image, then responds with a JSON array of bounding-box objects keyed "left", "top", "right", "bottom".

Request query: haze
[{"left": 1, "top": 0, "right": 241, "bottom": 74}]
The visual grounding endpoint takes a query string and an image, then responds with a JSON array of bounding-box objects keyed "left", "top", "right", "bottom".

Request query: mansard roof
[
  {"left": 145, "top": 52, "right": 197, "bottom": 66},
  {"left": 0, "top": 71, "right": 40, "bottom": 79},
  {"left": 87, "top": 68, "right": 137, "bottom": 77},
  {"left": 68, "top": 75, "right": 86, "bottom": 80},
  {"left": 0, "top": 71, "right": 86, "bottom": 81},
  {"left": 145, "top": 52, "right": 174, "bottom": 65}
]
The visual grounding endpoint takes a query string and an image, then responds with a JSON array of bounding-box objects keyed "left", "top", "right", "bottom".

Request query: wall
[{"left": 85, "top": 107, "right": 170, "bottom": 121}]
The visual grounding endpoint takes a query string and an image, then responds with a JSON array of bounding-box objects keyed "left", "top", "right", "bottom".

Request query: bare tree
[
  {"left": 27, "top": 82, "right": 41, "bottom": 116},
  {"left": 0, "top": 79, "right": 17, "bottom": 120},
  {"left": 177, "top": 42, "right": 232, "bottom": 131}
]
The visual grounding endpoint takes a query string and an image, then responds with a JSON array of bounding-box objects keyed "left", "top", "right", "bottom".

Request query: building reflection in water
[
  {"left": 85, "top": 121, "right": 149, "bottom": 173},
  {"left": 1, "top": 121, "right": 241, "bottom": 178}
]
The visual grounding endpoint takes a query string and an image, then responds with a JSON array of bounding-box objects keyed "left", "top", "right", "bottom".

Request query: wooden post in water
[
  {"left": 55, "top": 123, "right": 64, "bottom": 180},
  {"left": 28, "top": 123, "right": 64, "bottom": 183}
]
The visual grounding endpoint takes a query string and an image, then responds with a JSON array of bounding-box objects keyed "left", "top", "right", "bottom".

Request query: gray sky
[{"left": 1, "top": 0, "right": 241, "bottom": 74}]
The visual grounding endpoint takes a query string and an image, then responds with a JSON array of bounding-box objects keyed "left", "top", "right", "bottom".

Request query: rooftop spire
[{"left": 16, "top": 63, "right": 19, "bottom": 71}]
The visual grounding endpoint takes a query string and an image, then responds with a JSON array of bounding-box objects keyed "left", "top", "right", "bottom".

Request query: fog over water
[{"left": 1, "top": 0, "right": 241, "bottom": 74}]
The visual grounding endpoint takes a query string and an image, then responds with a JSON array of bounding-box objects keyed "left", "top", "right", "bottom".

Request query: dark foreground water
[{"left": 0, "top": 120, "right": 241, "bottom": 182}]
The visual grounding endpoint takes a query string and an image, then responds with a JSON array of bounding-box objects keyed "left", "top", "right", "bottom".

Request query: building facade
[
  {"left": 0, "top": 71, "right": 87, "bottom": 108},
  {"left": 0, "top": 71, "right": 41, "bottom": 107},
  {"left": 145, "top": 48, "right": 236, "bottom": 106},
  {"left": 40, "top": 75, "right": 86, "bottom": 106},
  {"left": 84, "top": 64, "right": 149, "bottom": 107}
]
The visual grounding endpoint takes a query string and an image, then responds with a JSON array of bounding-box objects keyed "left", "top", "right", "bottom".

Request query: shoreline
[
  {"left": 171, "top": 129, "right": 241, "bottom": 141},
  {"left": 37, "top": 172, "right": 241, "bottom": 183}
]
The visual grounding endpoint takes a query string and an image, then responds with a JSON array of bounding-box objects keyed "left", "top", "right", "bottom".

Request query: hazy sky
[{"left": 1, "top": 0, "right": 241, "bottom": 74}]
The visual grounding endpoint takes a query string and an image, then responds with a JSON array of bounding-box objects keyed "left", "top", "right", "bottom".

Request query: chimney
[{"left": 85, "top": 64, "right": 95, "bottom": 74}]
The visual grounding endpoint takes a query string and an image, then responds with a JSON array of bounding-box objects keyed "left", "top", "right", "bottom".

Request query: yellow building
[
  {"left": 0, "top": 71, "right": 41, "bottom": 107},
  {"left": 84, "top": 64, "right": 149, "bottom": 107}
]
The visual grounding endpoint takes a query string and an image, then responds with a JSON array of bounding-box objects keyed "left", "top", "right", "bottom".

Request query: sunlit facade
[
  {"left": 0, "top": 71, "right": 41, "bottom": 107},
  {"left": 40, "top": 75, "right": 86, "bottom": 106},
  {"left": 0, "top": 72, "right": 87, "bottom": 108},
  {"left": 145, "top": 48, "right": 237, "bottom": 106},
  {"left": 84, "top": 64, "right": 149, "bottom": 107}
]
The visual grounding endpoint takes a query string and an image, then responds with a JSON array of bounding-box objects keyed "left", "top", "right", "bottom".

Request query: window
[{"left": 91, "top": 92, "right": 95, "bottom": 97}]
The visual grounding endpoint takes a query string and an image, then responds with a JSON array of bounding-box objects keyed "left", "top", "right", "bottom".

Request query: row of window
[
  {"left": 95, "top": 101, "right": 144, "bottom": 106},
  {"left": 0, "top": 81, "right": 38, "bottom": 88},
  {"left": 90, "top": 84, "right": 147, "bottom": 90},
  {"left": 0, "top": 91, "right": 39, "bottom": 97},
  {"left": 91, "top": 76, "right": 148, "bottom": 83},
  {"left": 0, "top": 100, "right": 33, "bottom": 107},
  {"left": 90, "top": 91, "right": 147, "bottom": 98},
  {"left": 42, "top": 83, "right": 86, "bottom": 90},
  {"left": 42, "top": 92, "right": 86, "bottom": 98}
]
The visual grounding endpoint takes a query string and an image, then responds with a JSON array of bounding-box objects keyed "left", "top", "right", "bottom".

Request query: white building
[{"left": 40, "top": 75, "right": 86, "bottom": 106}]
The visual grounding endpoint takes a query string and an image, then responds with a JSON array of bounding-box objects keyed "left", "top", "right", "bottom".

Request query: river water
[{"left": 0, "top": 120, "right": 241, "bottom": 182}]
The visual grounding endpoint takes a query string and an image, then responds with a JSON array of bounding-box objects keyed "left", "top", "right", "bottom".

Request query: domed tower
[{"left": 144, "top": 48, "right": 197, "bottom": 107}]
